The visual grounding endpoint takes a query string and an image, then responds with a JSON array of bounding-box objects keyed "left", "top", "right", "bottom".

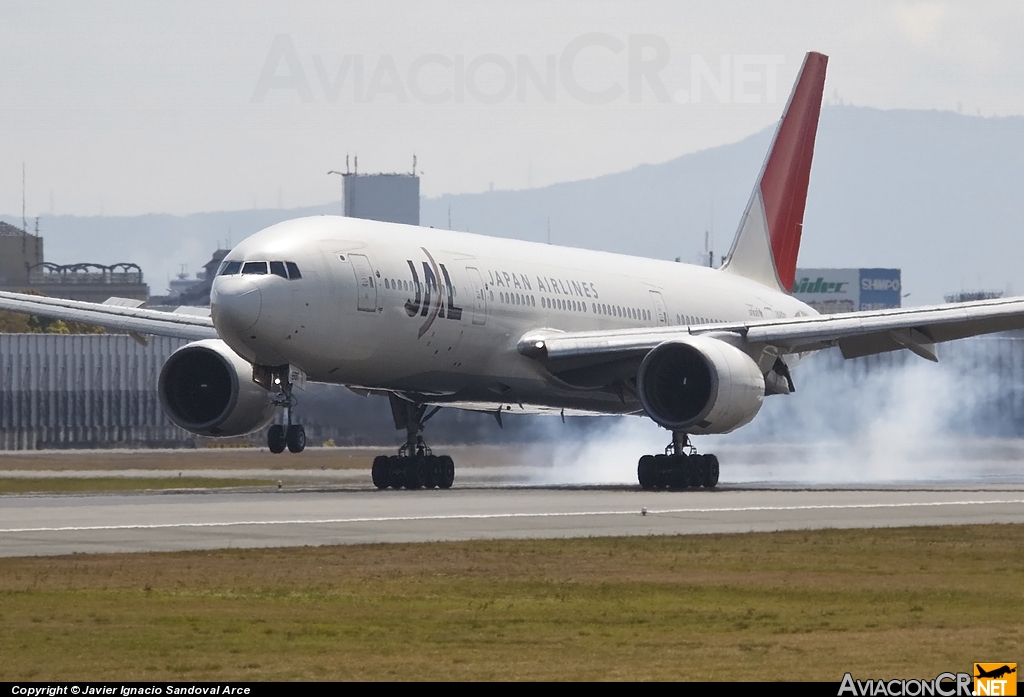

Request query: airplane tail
[{"left": 721, "top": 51, "right": 828, "bottom": 292}]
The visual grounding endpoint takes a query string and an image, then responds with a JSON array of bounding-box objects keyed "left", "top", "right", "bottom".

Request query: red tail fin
[{"left": 722, "top": 52, "right": 827, "bottom": 292}]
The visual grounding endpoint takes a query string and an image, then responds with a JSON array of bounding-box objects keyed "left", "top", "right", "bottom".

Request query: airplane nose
[{"left": 211, "top": 276, "right": 262, "bottom": 332}]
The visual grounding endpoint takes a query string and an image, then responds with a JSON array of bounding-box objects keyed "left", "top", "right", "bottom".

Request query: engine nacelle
[
  {"left": 637, "top": 336, "right": 765, "bottom": 435},
  {"left": 158, "top": 339, "right": 275, "bottom": 437}
]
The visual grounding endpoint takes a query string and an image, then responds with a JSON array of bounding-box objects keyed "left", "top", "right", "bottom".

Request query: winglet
[{"left": 721, "top": 51, "right": 828, "bottom": 292}]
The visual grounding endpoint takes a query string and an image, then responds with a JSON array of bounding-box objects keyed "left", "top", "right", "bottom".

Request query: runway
[{"left": 2, "top": 483, "right": 1023, "bottom": 557}]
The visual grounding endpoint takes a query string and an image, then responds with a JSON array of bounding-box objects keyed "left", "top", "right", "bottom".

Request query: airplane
[
  {"left": 975, "top": 665, "right": 1016, "bottom": 680},
  {"left": 4, "top": 51, "right": 1024, "bottom": 491}
]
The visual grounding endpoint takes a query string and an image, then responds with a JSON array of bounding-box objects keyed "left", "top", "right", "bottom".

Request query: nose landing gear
[
  {"left": 256, "top": 364, "right": 306, "bottom": 454},
  {"left": 267, "top": 422, "right": 305, "bottom": 454},
  {"left": 637, "top": 430, "right": 718, "bottom": 490}
]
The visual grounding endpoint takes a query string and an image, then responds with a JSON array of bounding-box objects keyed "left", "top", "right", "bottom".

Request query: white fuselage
[{"left": 210, "top": 216, "right": 816, "bottom": 416}]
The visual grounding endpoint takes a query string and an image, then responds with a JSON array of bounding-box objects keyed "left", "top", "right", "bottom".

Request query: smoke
[
  {"left": 705, "top": 353, "right": 971, "bottom": 484},
  {"left": 525, "top": 343, "right": 1024, "bottom": 486},
  {"left": 524, "top": 416, "right": 667, "bottom": 486}
]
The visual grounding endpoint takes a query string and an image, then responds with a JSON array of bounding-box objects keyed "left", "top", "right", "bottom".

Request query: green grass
[
  {"left": 0, "top": 525, "right": 1021, "bottom": 680},
  {"left": 0, "top": 477, "right": 274, "bottom": 494}
]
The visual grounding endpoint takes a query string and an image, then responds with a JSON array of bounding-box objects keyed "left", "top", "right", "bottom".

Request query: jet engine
[
  {"left": 158, "top": 339, "right": 275, "bottom": 437},
  {"left": 636, "top": 336, "right": 765, "bottom": 434}
]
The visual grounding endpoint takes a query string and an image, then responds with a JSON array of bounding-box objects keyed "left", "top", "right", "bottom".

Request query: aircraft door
[
  {"left": 465, "top": 267, "right": 488, "bottom": 325},
  {"left": 349, "top": 254, "right": 378, "bottom": 312},
  {"left": 649, "top": 290, "right": 668, "bottom": 326}
]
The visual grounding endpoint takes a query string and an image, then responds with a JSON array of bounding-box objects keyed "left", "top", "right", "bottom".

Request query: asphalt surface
[{"left": 2, "top": 481, "right": 1023, "bottom": 557}]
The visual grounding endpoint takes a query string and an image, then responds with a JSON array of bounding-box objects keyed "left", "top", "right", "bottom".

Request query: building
[
  {"left": 944, "top": 290, "right": 1003, "bottom": 304},
  {"left": 0, "top": 334, "right": 191, "bottom": 449},
  {"left": 343, "top": 172, "right": 419, "bottom": 225},
  {"left": 4, "top": 331, "right": 1024, "bottom": 450},
  {"left": 0, "top": 221, "right": 43, "bottom": 287},
  {"left": 150, "top": 249, "right": 230, "bottom": 307},
  {"left": 23, "top": 262, "right": 149, "bottom": 303},
  {"left": 792, "top": 268, "right": 901, "bottom": 314},
  {"left": 0, "top": 221, "right": 149, "bottom": 302}
]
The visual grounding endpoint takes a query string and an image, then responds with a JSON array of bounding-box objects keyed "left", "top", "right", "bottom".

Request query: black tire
[
  {"left": 404, "top": 456, "right": 425, "bottom": 490},
  {"left": 637, "top": 455, "right": 656, "bottom": 489},
  {"left": 286, "top": 424, "right": 306, "bottom": 453},
  {"left": 686, "top": 454, "right": 704, "bottom": 488},
  {"left": 703, "top": 454, "right": 720, "bottom": 488},
  {"left": 438, "top": 455, "right": 455, "bottom": 489},
  {"left": 388, "top": 456, "right": 404, "bottom": 489},
  {"left": 267, "top": 424, "right": 286, "bottom": 454},
  {"left": 671, "top": 454, "right": 692, "bottom": 490},
  {"left": 371, "top": 455, "right": 390, "bottom": 489},
  {"left": 422, "top": 455, "right": 438, "bottom": 489},
  {"left": 653, "top": 454, "right": 670, "bottom": 489}
]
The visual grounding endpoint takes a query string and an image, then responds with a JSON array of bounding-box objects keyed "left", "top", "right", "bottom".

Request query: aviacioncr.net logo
[
  {"left": 974, "top": 663, "right": 1017, "bottom": 696},
  {"left": 838, "top": 672, "right": 973, "bottom": 696}
]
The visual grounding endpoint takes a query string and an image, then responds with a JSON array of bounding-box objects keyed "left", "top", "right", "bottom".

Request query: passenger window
[
  {"left": 242, "top": 261, "right": 268, "bottom": 275},
  {"left": 270, "top": 261, "right": 287, "bottom": 278},
  {"left": 219, "top": 261, "right": 242, "bottom": 276},
  {"left": 285, "top": 262, "right": 302, "bottom": 279}
]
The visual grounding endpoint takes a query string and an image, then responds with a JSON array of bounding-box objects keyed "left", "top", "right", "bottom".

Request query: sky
[{"left": 2, "top": 0, "right": 1024, "bottom": 217}]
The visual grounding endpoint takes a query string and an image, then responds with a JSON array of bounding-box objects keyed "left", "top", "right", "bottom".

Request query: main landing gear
[
  {"left": 637, "top": 430, "right": 719, "bottom": 490},
  {"left": 372, "top": 399, "right": 455, "bottom": 490}
]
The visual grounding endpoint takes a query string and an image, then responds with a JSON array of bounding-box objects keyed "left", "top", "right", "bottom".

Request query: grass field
[
  {"left": 0, "top": 445, "right": 518, "bottom": 472},
  {"left": 0, "top": 477, "right": 274, "bottom": 494},
  {"left": 1, "top": 524, "right": 1021, "bottom": 681},
  {"left": 0, "top": 448, "right": 377, "bottom": 471}
]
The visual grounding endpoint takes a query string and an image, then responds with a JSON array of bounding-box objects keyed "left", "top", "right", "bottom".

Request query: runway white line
[{"left": 3, "top": 498, "right": 1023, "bottom": 534}]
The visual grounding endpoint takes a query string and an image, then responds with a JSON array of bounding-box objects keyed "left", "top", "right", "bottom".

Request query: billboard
[
  {"left": 792, "top": 268, "right": 900, "bottom": 314},
  {"left": 858, "top": 268, "right": 902, "bottom": 311}
]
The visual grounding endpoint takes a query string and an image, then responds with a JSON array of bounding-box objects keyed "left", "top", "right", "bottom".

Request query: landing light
[
  {"left": 535, "top": 341, "right": 544, "bottom": 349},
  {"left": 274, "top": 378, "right": 281, "bottom": 385}
]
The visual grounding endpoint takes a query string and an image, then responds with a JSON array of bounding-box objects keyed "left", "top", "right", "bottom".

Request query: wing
[
  {"left": 0, "top": 291, "right": 218, "bottom": 341},
  {"left": 518, "top": 296, "right": 1024, "bottom": 378}
]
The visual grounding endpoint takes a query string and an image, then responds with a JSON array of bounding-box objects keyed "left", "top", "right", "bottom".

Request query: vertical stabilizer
[{"left": 721, "top": 51, "right": 827, "bottom": 292}]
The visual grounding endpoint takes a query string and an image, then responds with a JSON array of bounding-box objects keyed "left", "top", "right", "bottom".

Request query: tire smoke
[{"left": 526, "top": 340, "right": 1024, "bottom": 486}]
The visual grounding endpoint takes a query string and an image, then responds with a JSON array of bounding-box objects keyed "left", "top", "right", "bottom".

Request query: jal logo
[
  {"left": 404, "top": 247, "right": 464, "bottom": 338},
  {"left": 974, "top": 664, "right": 1017, "bottom": 696}
]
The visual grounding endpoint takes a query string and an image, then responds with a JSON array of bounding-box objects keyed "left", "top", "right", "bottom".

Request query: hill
[{"left": 5, "top": 105, "right": 1023, "bottom": 304}]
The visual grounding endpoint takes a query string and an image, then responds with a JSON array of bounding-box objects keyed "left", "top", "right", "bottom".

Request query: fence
[{"left": 2, "top": 332, "right": 1023, "bottom": 450}]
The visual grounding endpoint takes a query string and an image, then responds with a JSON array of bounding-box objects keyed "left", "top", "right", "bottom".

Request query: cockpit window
[{"left": 221, "top": 260, "right": 300, "bottom": 279}]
